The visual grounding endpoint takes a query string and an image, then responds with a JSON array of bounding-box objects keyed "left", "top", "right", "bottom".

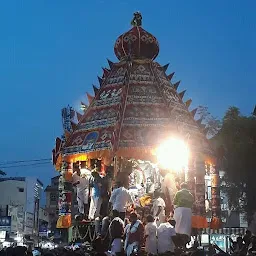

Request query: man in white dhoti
[
  {"left": 173, "top": 182, "right": 194, "bottom": 238},
  {"left": 72, "top": 168, "right": 90, "bottom": 217}
]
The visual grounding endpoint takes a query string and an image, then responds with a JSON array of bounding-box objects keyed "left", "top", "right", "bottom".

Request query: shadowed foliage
[{"left": 211, "top": 107, "right": 256, "bottom": 219}]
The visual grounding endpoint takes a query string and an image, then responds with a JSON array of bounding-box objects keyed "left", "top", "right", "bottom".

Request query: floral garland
[
  {"left": 72, "top": 223, "right": 109, "bottom": 242},
  {"left": 72, "top": 224, "right": 96, "bottom": 242}
]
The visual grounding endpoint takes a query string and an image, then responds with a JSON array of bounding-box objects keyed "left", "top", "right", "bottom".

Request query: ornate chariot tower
[{"left": 52, "top": 13, "right": 221, "bottom": 232}]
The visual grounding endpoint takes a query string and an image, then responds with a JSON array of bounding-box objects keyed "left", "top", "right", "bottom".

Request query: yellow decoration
[
  {"left": 140, "top": 195, "right": 152, "bottom": 207},
  {"left": 69, "top": 154, "right": 88, "bottom": 163},
  {"left": 56, "top": 215, "right": 71, "bottom": 228}
]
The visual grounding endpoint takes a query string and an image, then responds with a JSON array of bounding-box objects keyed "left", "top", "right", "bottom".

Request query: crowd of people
[
  {"left": 72, "top": 166, "right": 193, "bottom": 228},
  {"left": 106, "top": 211, "right": 178, "bottom": 256},
  {"left": 105, "top": 182, "right": 195, "bottom": 255},
  {"left": 2, "top": 231, "right": 256, "bottom": 256},
  {"left": 69, "top": 166, "right": 256, "bottom": 256},
  {"left": 227, "top": 231, "right": 256, "bottom": 256},
  {"left": 71, "top": 162, "right": 196, "bottom": 256},
  {"left": 1, "top": 165, "right": 250, "bottom": 256}
]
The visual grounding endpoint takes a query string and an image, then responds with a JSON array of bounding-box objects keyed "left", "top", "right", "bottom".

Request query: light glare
[{"left": 156, "top": 138, "right": 189, "bottom": 171}]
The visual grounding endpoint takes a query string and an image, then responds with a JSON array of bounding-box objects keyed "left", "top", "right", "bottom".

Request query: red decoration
[{"left": 114, "top": 26, "right": 159, "bottom": 60}]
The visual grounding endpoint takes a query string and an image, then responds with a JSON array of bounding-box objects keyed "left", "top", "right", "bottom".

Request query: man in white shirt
[
  {"left": 157, "top": 220, "right": 176, "bottom": 254},
  {"left": 72, "top": 168, "right": 90, "bottom": 216},
  {"left": 152, "top": 191, "right": 166, "bottom": 226},
  {"left": 109, "top": 182, "right": 134, "bottom": 221}
]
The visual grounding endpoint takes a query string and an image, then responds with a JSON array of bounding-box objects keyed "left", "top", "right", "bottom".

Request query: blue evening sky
[{"left": 0, "top": 0, "right": 255, "bottom": 191}]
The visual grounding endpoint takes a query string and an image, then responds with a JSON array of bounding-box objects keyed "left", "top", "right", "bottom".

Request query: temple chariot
[{"left": 52, "top": 13, "right": 222, "bottom": 243}]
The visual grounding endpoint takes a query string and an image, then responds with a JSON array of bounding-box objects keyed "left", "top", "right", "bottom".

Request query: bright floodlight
[{"left": 156, "top": 138, "right": 189, "bottom": 171}]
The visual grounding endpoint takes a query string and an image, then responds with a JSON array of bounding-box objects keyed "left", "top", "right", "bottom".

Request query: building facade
[
  {"left": 44, "top": 176, "right": 59, "bottom": 232},
  {"left": 38, "top": 208, "right": 49, "bottom": 237},
  {"left": 0, "top": 177, "right": 43, "bottom": 236}
]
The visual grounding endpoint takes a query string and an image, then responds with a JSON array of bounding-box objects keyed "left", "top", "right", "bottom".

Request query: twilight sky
[{"left": 0, "top": 0, "right": 255, "bottom": 190}]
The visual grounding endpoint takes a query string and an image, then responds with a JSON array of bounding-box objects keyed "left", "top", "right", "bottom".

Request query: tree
[
  {"left": 0, "top": 170, "right": 6, "bottom": 176},
  {"left": 213, "top": 106, "right": 256, "bottom": 218},
  {"left": 196, "top": 105, "right": 222, "bottom": 138}
]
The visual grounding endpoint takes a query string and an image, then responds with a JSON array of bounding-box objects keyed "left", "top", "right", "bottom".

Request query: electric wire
[
  {"left": 0, "top": 161, "right": 50, "bottom": 167},
  {"left": 0, "top": 158, "right": 51, "bottom": 165},
  {"left": 0, "top": 161, "right": 52, "bottom": 169}
]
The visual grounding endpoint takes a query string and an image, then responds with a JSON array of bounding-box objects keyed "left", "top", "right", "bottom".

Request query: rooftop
[{"left": 0, "top": 177, "right": 43, "bottom": 187}]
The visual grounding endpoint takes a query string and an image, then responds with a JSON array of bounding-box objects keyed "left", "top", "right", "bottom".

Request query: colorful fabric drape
[
  {"left": 210, "top": 165, "right": 222, "bottom": 229},
  {"left": 57, "top": 160, "right": 72, "bottom": 228},
  {"left": 192, "top": 158, "right": 208, "bottom": 228}
]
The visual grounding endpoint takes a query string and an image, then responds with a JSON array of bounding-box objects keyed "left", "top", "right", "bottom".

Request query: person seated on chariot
[{"left": 146, "top": 178, "right": 155, "bottom": 195}]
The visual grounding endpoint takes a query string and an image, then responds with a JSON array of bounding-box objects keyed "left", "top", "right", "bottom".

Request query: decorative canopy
[
  {"left": 114, "top": 26, "right": 159, "bottom": 61},
  {"left": 54, "top": 13, "right": 213, "bottom": 165},
  {"left": 114, "top": 12, "right": 159, "bottom": 61}
]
